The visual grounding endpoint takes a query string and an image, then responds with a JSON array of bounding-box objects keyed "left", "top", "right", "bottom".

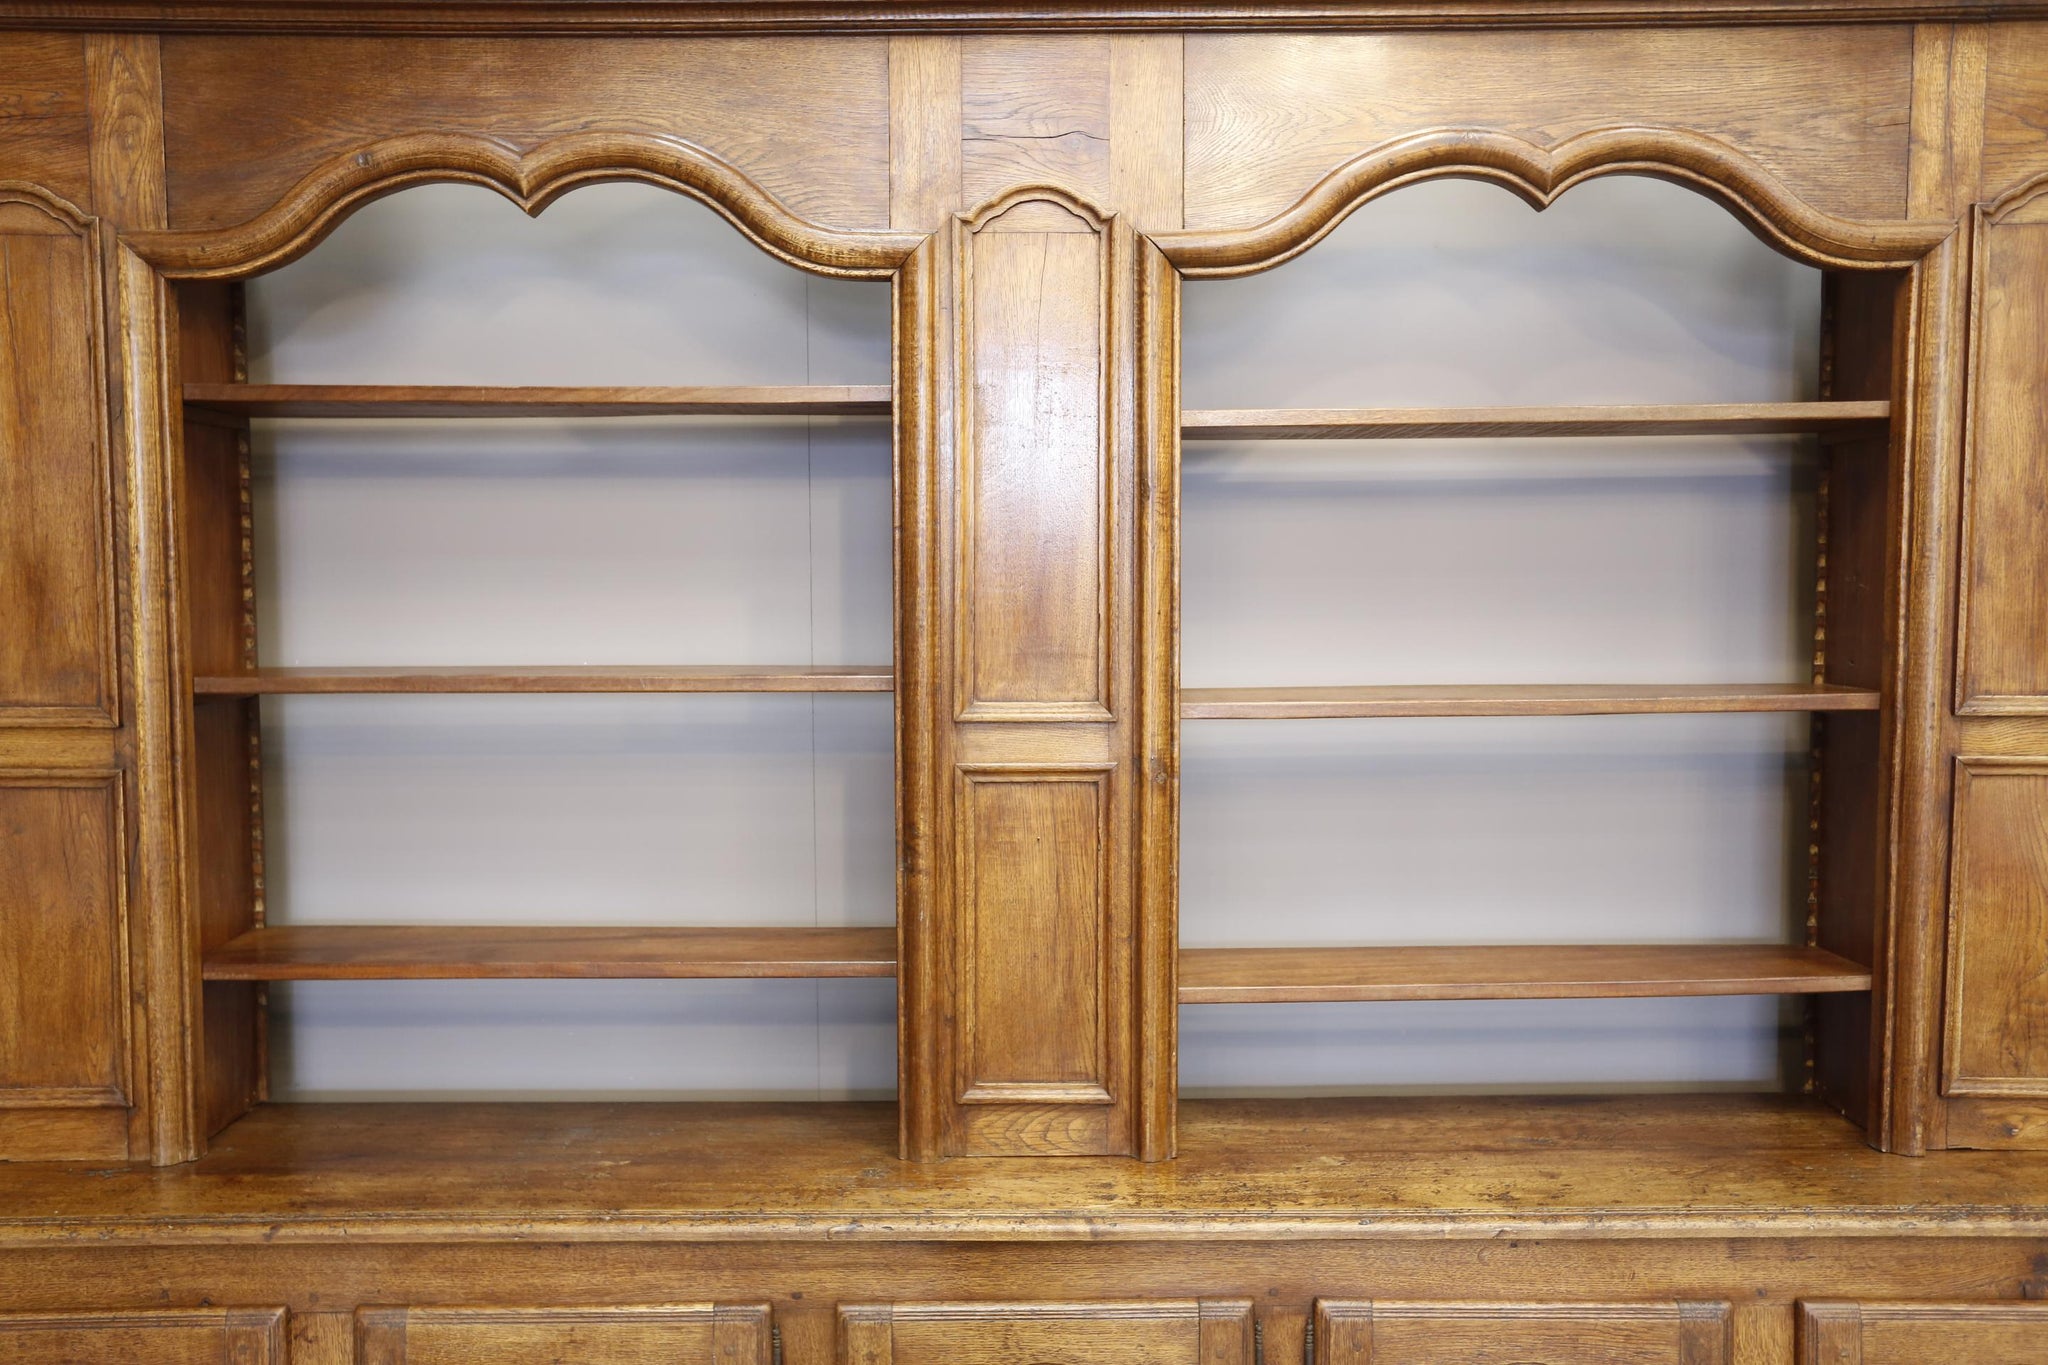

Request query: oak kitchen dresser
[{"left": 5, "top": 1, "right": 2048, "bottom": 1361}]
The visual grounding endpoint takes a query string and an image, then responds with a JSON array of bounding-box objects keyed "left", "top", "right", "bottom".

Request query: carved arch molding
[{"left": 112, "top": 124, "right": 1952, "bottom": 284}]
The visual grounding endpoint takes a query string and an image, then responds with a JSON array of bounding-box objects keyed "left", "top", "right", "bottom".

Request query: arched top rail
[
  {"left": 124, "top": 130, "right": 924, "bottom": 281},
  {"left": 1154, "top": 126, "right": 1954, "bottom": 278}
]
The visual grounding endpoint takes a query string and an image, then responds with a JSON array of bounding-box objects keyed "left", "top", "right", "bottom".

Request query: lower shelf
[
  {"left": 203, "top": 928, "right": 1870, "bottom": 1001},
  {"left": 1177, "top": 943, "right": 1873, "bottom": 1003},
  {"left": 1, "top": 1095, "right": 2045, "bottom": 1244}
]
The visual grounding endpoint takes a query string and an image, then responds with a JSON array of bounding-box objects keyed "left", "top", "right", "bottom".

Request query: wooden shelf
[
  {"left": 201, "top": 925, "right": 899, "bottom": 981},
  {"left": 3, "top": 1095, "right": 2046, "bottom": 1245},
  {"left": 182, "top": 383, "right": 893, "bottom": 418},
  {"left": 1179, "top": 682, "right": 1879, "bottom": 719},
  {"left": 1180, "top": 401, "right": 1890, "bottom": 441},
  {"left": 1176, "top": 943, "right": 1872, "bottom": 1003},
  {"left": 194, "top": 664, "right": 894, "bottom": 695}
]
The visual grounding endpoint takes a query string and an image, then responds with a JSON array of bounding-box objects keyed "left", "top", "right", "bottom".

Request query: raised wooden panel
[
  {"left": 1943, "top": 759, "right": 2048, "bottom": 1098},
  {"left": 356, "top": 1304, "right": 771, "bottom": 1365},
  {"left": 1801, "top": 1300, "right": 2048, "bottom": 1363},
  {"left": 956, "top": 189, "right": 1114, "bottom": 722},
  {"left": 1316, "top": 1300, "right": 1731, "bottom": 1364},
  {"left": 0, "top": 1308, "right": 284, "bottom": 1364},
  {"left": 1183, "top": 28, "right": 1913, "bottom": 232},
  {"left": 0, "top": 34, "right": 93, "bottom": 211},
  {"left": 0, "top": 773, "right": 128, "bottom": 1154},
  {"left": 159, "top": 36, "right": 889, "bottom": 233},
  {"left": 957, "top": 764, "right": 1112, "bottom": 1106},
  {"left": 838, "top": 1301, "right": 1253, "bottom": 1365},
  {"left": 1958, "top": 195, "right": 2048, "bottom": 712},
  {"left": 0, "top": 189, "right": 112, "bottom": 724},
  {"left": 1985, "top": 22, "right": 2048, "bottom": 204}
]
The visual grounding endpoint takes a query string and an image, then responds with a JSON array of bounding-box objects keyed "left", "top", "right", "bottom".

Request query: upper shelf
[
  {"left": 1180, "top": 682, "right": 1880, "bottom": 719},
  {"left": 181, "top": 383, "right": 894, "bottom": 418},
  {"left": 194, "top": 665, "right": 894, "bottom": 695},
  {"left": 1180, "top": 401, "right": 1891, "bottom": 442}
]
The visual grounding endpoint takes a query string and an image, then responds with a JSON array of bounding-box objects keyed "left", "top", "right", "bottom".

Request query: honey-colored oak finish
[{"left": 1, "top": 6, "right": 2046, "bottom": 1360}]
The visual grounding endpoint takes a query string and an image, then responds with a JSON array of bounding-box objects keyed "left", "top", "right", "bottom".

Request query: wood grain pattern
[
  {"left": 0, "top": 0, "right": 2042, "bottom": 31},
  {"left": 1178, "top": 944, "right": 1872, "bottom": 1003},
  {"left": 0, "top": 1307, "right": 285, "bottom": 1364},
  {"left": 158, "top": 35, "right": 890, "bottom": 233},
  {"left": 956, "top": 189, "right": 1113, "bottom": 721},
  {"left": 1800, "top": 1300, "right": 2048, "bottom": 1364},
  {"left": 83, "top": 33, "right": 164, "bottom": 229},
  {"left": 8, "top": 1095, "right": 2048, "bottom": 1243},
  {"left": 193, "top": 665, "right": 894, "bottom": 695},
  {"left": 1943, "top": 759, "right": 2048, "bottom": 1099},
  {"left": 0, "top": 775, "right": 128, "bottom": 1158},
  {"left": 0, "top": 189, "right": 113, "bottom": 725},
  {"left": 1317, "top": 1300, "right": 1730, "bottom": 1364},
  {"left": 1957, "top": 187, "right": 2048, "bottom": 712},
  {"left": 1183, "top": 27, "right": 1914, "bottom": 233},
  {"left": 961, "top": 36, "right": 1111, "bottom": 209},
  {"left": 957, "top": 766, "right": 1111, "bottom": 1105},
  {"left": 201, "top": 925, "right": 899, "bottom": 981},
  {"left": 182, "top": 382, "right": 892, "bottom": 417},
  {"left": 1180, "top": 684, "right": 1880, "bottom": 719},
  {"left": 356, "top": 1304, "right": 771, "bottom": 1365},
  {"left": 0, "top": 34, "right": 92, "bottom": 211},
  {"left": 1182, "top": 402, "right": 1890, "bottom": 441},
  {"left": 835, "top": 1300, "right": 1252, "bottom": 1365}
]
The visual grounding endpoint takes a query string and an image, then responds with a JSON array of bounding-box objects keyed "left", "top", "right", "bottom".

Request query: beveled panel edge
[
  {"left": 122, "top": 129, "right": 925, "bottom": 280},
  {"left": 1155, "top": 126, "right": 1954, "bottom": 278}
]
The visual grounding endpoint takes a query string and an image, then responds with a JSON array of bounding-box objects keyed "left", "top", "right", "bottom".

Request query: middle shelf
[
  {"left": 194, "top": 665, "right": 895, "bottom": 695},
  {"left": 203, "top": 927, "right": 1871, "bottom": 1002}
]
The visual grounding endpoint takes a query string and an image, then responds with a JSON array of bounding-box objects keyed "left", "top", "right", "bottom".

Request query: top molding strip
[{"left": 1, "top": 0, "right": 2045, "bottom": 33}]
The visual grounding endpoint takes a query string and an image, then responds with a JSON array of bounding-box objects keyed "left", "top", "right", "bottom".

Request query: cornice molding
[{"left": 123, "top": 130, "right": 922, "bottom": 280}]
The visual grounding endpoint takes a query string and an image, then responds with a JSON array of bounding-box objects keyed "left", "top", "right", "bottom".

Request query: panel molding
[
  {"left": 954, "top": 762, "right": 1115, "bottom": 1108},
  {"left": 1956, "top": 175, "right": 2048, "bottom": 715},
  {"left": 1315, "top": 1299, "right": 1732, "bottom": 1364},
  {"left": 0, "top": 182, "right": 118, "bottom": 730},
  {"left": 357, "top": 1303, "right": 772, "bottom": 1365},
  {"left": 836, "top": 1299, "right": 1253, "bottom": 1365},
  {"left": 953, "top": 185, "right": 1119, "bottom": 724},
  {"left": 1943, "top": 757, "right": 2048, "bottom": 1098}
]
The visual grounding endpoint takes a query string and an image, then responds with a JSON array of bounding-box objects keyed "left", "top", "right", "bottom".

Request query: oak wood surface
[
  {"left": 1316, "top": 1299, "right": 1731, "bottom": 1365},
  {"left": 3, "top": 1096, "right": 2048, "bottom": 1244},
  {"left": 1179, "top": 683, "right": 1880, "bottom": 719},
  {"left": 1799, "top": 1300, "right": 2048, "bottom": 1365},
  {"left": 192, "top": 665, "right": 895, "bottom": 695},
  {"left": 1181, "top": 402, "right": 1890, "bottom": 441},
  {"left": 3, "top": 1, "right": 2038, "bottom": 33},
  {"left": 0, "top": 34, "right": 92, "bottom": 211},
  {"left": 356, "top": 1303, "right": 772, "bottom": 1365},
  {"left": 182, "top": 383, "right": 893, "bottom": 418},
  {"left": 1179, "top": 944, "right": 1872, "bottom": 1003},
  {"left": 201, "top": 925, "right": 900, "bottom": 981}
]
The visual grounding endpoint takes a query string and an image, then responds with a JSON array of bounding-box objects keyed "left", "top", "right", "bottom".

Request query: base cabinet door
[
  {"left": 354, "top": 1304, "right": 771, "bottom": 1364},
  {"left": 836, "top": 1300, "right": 1254, "bottom": 1364},
  {"left": 1314, "top": 1300, "right": 1731, "bottom": 1364},
  {"left": 1801, "top": 1300, "right": 2048, "bottom": 1362},
  {"left": 0, "top": 1308, "right": 286, "bottom": 1364}
]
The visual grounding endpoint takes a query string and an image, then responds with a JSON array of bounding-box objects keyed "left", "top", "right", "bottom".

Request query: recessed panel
[
  {"left": 1317, "top": 1300, "right": 1730, "bottom": 1364},
  {"left": 957, "top": 765, "right": 1111, "bottom": 1101},
  {"left": 839, "top": 1301, "right": 1252, "bottom": 1365},
  {"left": 1945, "top": 760, "right": 2048, "bottom": 1097},
  {"left": 0, "top": 199, "right": 112, "bottom": 722},
  {"left": 357, "top": 1304, "right": 769, "bottom": 1365},
  {"left": 958, "top": 200, "right": 1111, "bottom": 719}
]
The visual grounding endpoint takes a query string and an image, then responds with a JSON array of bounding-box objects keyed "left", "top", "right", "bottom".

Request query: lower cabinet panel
[
  {"left": 1801, "top": 1300, "right": 2048, "bottom": 1363},
  {"left": 355, "top": 1304, "right": 771, "bottom": 1364},
  {"left": 0, "top": 1308, "right": 285, "bottom": 1364},
  {"left": 836, "top": 1299, "right": 1254, "bottom": 1364},
  {"left": 1314, "top": 1300, "right": 1731, "bottom": 1364}
]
